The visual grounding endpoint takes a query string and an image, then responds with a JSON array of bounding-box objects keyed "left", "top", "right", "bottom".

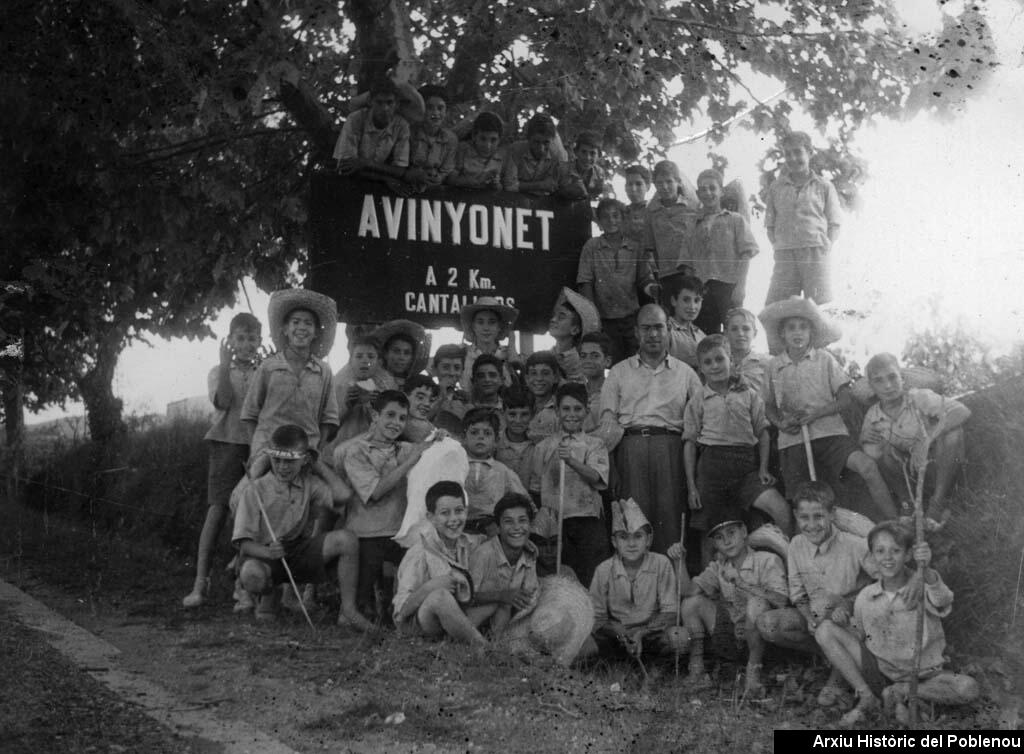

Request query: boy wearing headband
[{"left": 233, "top": 424, "right": 372, "bottom": 630}]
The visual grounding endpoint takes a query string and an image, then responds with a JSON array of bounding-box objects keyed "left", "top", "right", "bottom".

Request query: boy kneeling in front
[{"left": 233, "top": 424, "right": 373, "bottom": 631}]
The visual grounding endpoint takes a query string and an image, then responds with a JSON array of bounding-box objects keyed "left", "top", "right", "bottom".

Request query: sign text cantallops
[{"left": 308, "top": 174, "right": 593, "bottom": 332}]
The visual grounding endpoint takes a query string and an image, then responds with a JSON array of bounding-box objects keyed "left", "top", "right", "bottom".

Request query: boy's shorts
[
  {"left": 692, "top": 445, "right": 776, "bottom": 530},
  {"left": 207, "top": 441, "right": 249, "bottom": 509},
  {"left": 780, "top": 435, "right": 859, "bottom": 498},
  {"left": 241, "top": 534, "right": 330, "bottom": 585},
  {"left": 765, "top": 246, "right": 831, "bottom": 305}
]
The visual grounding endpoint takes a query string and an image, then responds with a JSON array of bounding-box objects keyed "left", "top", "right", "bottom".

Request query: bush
[{"left": 27, "top": 416, "right": 210, "bottom": 553}]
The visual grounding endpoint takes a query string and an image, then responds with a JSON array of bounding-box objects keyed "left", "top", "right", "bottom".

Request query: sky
[{"left": 27, "top": 0, "right": 1024, "bottom": 424}]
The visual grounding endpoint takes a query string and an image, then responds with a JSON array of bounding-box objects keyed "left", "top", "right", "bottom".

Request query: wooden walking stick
[
  {"left": 555, "top": 458, "right": 566, "bottom": 576},
  {"left": 249, "top": 480, "right": 318, "bottom": 634},
  {"left": 801, "top": 425, "right": 817, "bottom": 481},
  {"left": 674, "top": 512, "right": 688, "bottom": 678}
]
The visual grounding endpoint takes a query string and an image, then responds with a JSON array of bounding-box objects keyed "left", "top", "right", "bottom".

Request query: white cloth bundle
[{"left": 393, "top": 437, "right": 469, "bottom": 549}]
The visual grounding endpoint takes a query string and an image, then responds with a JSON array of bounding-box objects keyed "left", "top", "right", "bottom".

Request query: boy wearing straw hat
[
  {"left": 373, "top": 319, "right": 431, "bottom": 391},
  {"left": 528, "top": 383, "right": 610, "bottom": 588},
  {"left": 548, "top": 287, "right": 601, "bottom": 384},
  {"left": 583, "top": 498, "right": 685, "bottom": 659},
  {"left": 675, "top": 508, "right": 788, "bottom": 697},
  {"left": 759, "top": 296, "right": 898, "bottom": 520},
  {"left": 233, "top": 425, "right": 373, "bottom": 630},
  {"left": 458, "top": 296, "right": 521, "bottom": 394},
  {"left": 241, "top": 289, "right": 341, "bottom": 461}
]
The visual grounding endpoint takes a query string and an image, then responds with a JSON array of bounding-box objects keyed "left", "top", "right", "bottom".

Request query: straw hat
[
  {"left": 372, "top": 319, "right": 431, "bottom": 376},
  {"left": 267, "top": 289, "right": 338, "bottom": 357},
  {"left": 459, "top": 296, "right": 519, "bottom": 335},
  {"left": 502, "top": 574, "right": 594, "bottom": 667},
  {"left": 610, "top": 498, "right": 650, "bottom": 535},
  {"left": 554, "top": 287, "right": 601, "bottom": 337},
  {"left": 758, "top": 296, "right": 842, "bottom": 355}
]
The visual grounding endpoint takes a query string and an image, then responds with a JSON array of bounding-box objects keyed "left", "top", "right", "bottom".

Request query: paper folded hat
[
  {"left": 611, "top": 498, "right": 650, "bottom": 534},
  {"left": 758, "top": 296, "right": 841, "bottom": 355},
  {"left": 267, "top": 289, "right": 338, "bottom": 357}
]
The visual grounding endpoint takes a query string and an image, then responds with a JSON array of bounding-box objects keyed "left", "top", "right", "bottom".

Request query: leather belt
[{"left": 623, "top": 426, "right": 681, "bottom": 437}]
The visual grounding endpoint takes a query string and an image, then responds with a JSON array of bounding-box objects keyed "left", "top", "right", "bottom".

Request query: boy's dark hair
[
  {"left": 696, "top": 168, "right": 724, "bottom": 187},
  {"left": 791, "top": 480, "right": 836, "bottom": 511},
  {"left": 525, "top": 114, "right": 556, "bottom": 139},
  {"left": 865, "top": 352, "right": 901, "bottom": 380},
  {"left": 624, "top": 164, "right": 651, "bottom": 184},
  {"left": 525, "top": 351, "right": 563, "bottom": 376},
  {"left": 432, "top": 343, "right": 466, "bottom": 368},
  {"left": 369, "top": 78, "right": 400, "bottom": 98},
  {"left": 404, "top": 374, "right": 438, "bottom": 396},
  {"left": 372, "top": 389, "right": 409, "bottom": 412},
  {"left": 503, "top": 387, "right": 532, "bottom": 411},
  {"left": 696, "top": 334, "right": 729, "bottom": 360},
  {"left": 462, "top": 407, "right": 500, "bottom": 435},
  {"left": 472, "top": 353, "right": 504, "bottom": 378},
  {"left": 349, "top": 334, "right": 380, "bottom": 352},
  {"left": 384, "top": 333, "right": 416, "bottom": 351},
  {"left": 229, "top": 312, "right": 261, "bottom": 334},
  {"left": 580, "top": 331, "right": 612, "bottom": 357},
  {"left": 472, "top": 112, "right": 503, "bottom": 137},
  {"left": 777, "top": 315, "right": 815, "bottom": 341},
  {"left": 270, "top": 424, "right": 309, "bottom": 450},
  {"left": 652, "top": 160, "right": 681, "bottom": 183},
  {"left": 418, "top": 84, "right": 448, "bottom": 104},
  {"left": 285, "top": 306, "right": 320, "bottom": 328},
  {"left": 781, "top": 131, "right": 813, "bottom": 152},
  {"left": 867, "top": 520, "right": 915, "bottom": 552},
  {"left": 494, "top": 492, "right": 536, "bottom": 523},
  {"left": 595, "top": 198, "right": 624, "bottom": 223},
  {"left": 574, "top": 131, "right": 601, "bottom": 151},
  {"left": 662, "top": 273, "right": 704, "bottom": 304},
  {"left": 426, "top": 480, "right": 465, "bottom": 514},
  {"left": 555, "top": 382, "right": 588, "bottom": 409}
]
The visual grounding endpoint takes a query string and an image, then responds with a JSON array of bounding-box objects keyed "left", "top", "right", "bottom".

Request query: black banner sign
[{"left": 308, "top": 174, "right": 593, "bottom": 332}]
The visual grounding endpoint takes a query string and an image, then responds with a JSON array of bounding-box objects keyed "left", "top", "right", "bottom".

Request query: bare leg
[
  {"left": 847, "top": 451, "right": 899, "bottom": 519},
  {"left": 322, "top": 530, "right": 374, "bottom": 632},
  {"left": 183, "top": 505, "right": 227, "bottom": 607},
  {"left": 928, "top": 429, "right": 965, "bottom": 520},
  {"left": 744, "top": 597, "right": 770, "bottom": 696},
  {"left": 752, "top": 489, "right": 793, "bottom": 537},
  {"left": 814, "top": 620, "right": 880, "bottom": 724},
  {"left": 417, "top": 590, "right": 487, "bottom": 646},
  {"left": 680, "top": 594, "right": 717, "bottom": 686}
]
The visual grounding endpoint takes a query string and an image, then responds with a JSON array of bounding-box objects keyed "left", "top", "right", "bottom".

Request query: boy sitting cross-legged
[
  {"left": 462, "top": 407, "right": 528, "bottom": 537},
  {"left": 529, "top": 383, "right": 610, "bottom": 587},
  {"left": 392, "top": 480, "right": 487, "bottom": 646},
  {"left": 581, "top": 498, "right": 686, "bottom": 660},
  {"left": 467, "top": 492, "right": 541, "bottom": 636},
  {"left": 756, "top": 481, "right": 875, "bottom": 707},
  {"left": 233, "top": 424, "right": 373, "bottom": 631},
  {"left": 760, "top": 297, "right": 898, "bottom": 520},
  {"left": 673, "top": 508, "right": 789, "bottom": 697}
]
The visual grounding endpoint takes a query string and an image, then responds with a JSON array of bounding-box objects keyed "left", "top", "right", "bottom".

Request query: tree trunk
[
  {"left": 2, "top": 377, "right": 25, "bottom": 502},
  {"left": 77, "top": 326, "right": 126, "bottom": 446}
]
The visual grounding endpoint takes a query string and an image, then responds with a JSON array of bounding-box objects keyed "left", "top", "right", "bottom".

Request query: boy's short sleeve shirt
[
  {"left": 642, "top": 195, "right": 699, "bottom": 277},
  {"left": 392, "top": 527, "right": 476, "bottom": 620},
  {"left": 204, "top": 363, "right": 256, "bottom": 445},
  {"left": 464, "top": 458, "right": 528, "bottom": 520},
  {"left": 575, "top": 235, "right": 643, "bottom": 319},
  {"left": 767, "top": 348, "right": 850, "bottom": 450},
  {"left": 693, "top": 549, "right": 787, "bottom": 626},
  {"left": 589, "top": 552, "right": 677, "bottom": 629},
  {"left": 495, "top": 433, "right": 535, "bottom": 487},
  {"left": 469, "top": 536, "right": 539, "bottom": 598},
  {"left": 240, "top": 353, "right": 340, "bottom": 458},
  {"left": 526, "top": 396, "right": 560, "bottom": 443},
  {"left": 231, "top": 472, "right": 330, "bottom": 547},
  {"left": 409, "top": 125, "right": 458, "bottom": 181},
  {"left": 333, "top": 109, "right": 411, "bottom": 167},
  {"left": 452, "top": 141, "right": 507, "bottom": 187},
  {"left": 860, "top": 389, "right": 957, "bottom": 455},
  {"left": 681, "top": 209, "right": 759, "bottom": 284},
  {"left": 765, "top": 173, "right": 841, "bottom": 250},
  {"left": 529, "top": 433, "right": 608, "bottom": 519},
  {"left": 786, "top": 529, "right": 869, "bottom": 607},
  {"left": 683, "top": 382, "right": 768, "bottom": 446},
  {"left": 665, "top": 318, "right": 705, "bottom": 370},
  {"left": 853, "top": 575, "right": 953, "bottom": 681},
  {"left": 732, "top": 352, "right": 770, "bottom": 398},
  {"left": 343, "top": 435, "right": 414, "bottom": 537}
]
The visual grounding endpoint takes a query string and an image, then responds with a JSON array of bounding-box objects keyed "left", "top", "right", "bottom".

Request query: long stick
[
  {"left": 675, "top": 511, "right": 687, "bottom": 678},
  {"left": 249, "top": 480, "right": 318, "bottom": 634},
  {"left": 801, "top": 425, "right": 817, "bottom": 481},
  {"left": 907, "top": 406, "right": 934, "bottom": 727},
  {"left": 555, "top": 460, "right": 566, "bottom": 576}
]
